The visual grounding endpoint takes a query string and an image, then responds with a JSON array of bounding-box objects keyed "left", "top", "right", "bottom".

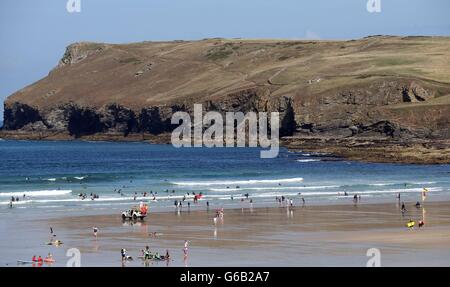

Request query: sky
[{"left": 0, "top": 0, "right": 449, "bottom": 119}]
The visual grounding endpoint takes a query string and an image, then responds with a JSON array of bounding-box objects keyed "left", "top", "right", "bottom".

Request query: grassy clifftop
[{"left": 2, "top": 36, "right": 450, "bottom": 163}]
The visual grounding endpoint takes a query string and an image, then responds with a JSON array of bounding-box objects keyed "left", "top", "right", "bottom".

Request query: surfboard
[
  {"left": 138, "top": 255, "right": 168, "bottom": 261},
  {"left": 17, "top": 260, "right": 34, "bottom": 265}
]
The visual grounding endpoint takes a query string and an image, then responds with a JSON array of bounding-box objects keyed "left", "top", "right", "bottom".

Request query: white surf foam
[
  {"left": 297, "top": 159, "right": 321, "bottom": 163},
  {"left": 0, "top": 190, "right": 72, "bottom": 197},
  {"left": 172, "top": 177, "right": 304, "bottom": 186},
  {"left": 208, "top": 185, "right": 339, "bottom": 192}
]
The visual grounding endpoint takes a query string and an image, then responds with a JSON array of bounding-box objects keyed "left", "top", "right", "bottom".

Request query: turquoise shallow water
[{"left": 0, "top": 140, "right": 449, "bottom": 211}]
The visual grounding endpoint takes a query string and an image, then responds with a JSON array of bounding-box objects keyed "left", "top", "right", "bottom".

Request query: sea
[{"left": 0, "top": 140, "right": 449, "bottom": 213}]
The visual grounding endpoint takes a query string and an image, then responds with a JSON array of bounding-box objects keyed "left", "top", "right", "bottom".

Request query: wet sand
[{"left": 4, "top": 201, "right": 450, "bottom": 267}]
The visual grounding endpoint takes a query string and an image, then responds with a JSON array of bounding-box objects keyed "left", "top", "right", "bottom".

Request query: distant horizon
[{"left": 1, "top": 0, "right": 449, "bottom": 118}]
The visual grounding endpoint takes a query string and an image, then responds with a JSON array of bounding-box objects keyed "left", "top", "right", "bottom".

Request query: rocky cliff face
[
  {"left": 3, "top": 88, "right": 296, "bottom": 138},
  {"left": 2, "top": 36, "right": 450, "bottom": 162}
]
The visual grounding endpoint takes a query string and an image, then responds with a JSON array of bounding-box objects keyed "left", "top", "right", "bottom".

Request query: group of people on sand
[
  {"left": 141, "top": 246, "right": 170, "bottom": 261},
  {"left": 275, "top": 195, "right": 306, "bottom": 207},
  {"left": 397, "top": 191, "right": 427, "bottom": 230},
  {"left": 31, "top": 253, "right": 55, "bottom": 264},
  {"left": 120, "top": 240, "right": 190, "bottom": 264}
]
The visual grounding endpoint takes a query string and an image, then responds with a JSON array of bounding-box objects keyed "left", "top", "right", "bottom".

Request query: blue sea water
[{"left": 0, "top": 140, "right": 449, "bottom": 211}]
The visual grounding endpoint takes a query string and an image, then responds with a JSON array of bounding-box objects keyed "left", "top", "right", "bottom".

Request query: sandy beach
[{"left": 2, "top": 200, "right": 450, "bottom": 267}]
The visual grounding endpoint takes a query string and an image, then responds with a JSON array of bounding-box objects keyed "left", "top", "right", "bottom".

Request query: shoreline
[
  {"left": 3, "top": 200, "right": 450, "bottom": 267},
  {"left": 1, "top": 131, "right": 449, "bottom": 164}
]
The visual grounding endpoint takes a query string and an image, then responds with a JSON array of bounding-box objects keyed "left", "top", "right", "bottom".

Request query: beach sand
[{"left": 3, "top": 200, "right": 450, "bottom": 267}]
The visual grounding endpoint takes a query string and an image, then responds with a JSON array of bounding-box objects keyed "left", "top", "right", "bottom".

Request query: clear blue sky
[{"left": 1, "top": 0, "right": 449, "bottom": 119}]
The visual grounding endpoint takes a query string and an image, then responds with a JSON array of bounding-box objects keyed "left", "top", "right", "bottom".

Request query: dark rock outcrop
[{"left": 3, "top": 103, "right": 41, "bottom": 130}]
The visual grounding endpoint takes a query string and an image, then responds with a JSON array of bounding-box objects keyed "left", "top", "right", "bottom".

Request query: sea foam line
[
  {"left": 172, "top": 177, "right": 304, "bottom": 186},
  {"left": 208, "top": 185, "right": 339, "bottom": 192},
  {"left": 296, "top": 159, "right": 321, "bottom": 163},
  {"left": 0, "top": 190, "right": 72, "bottom": 197}
]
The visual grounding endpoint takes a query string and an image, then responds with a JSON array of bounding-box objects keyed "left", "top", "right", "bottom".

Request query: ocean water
[{"left": 0, "top": 140, "right": 449, "bottom": 212}]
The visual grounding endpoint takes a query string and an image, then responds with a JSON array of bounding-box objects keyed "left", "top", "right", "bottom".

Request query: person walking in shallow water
[{"left": 183, "top": 240, "right": 189, "bottom": 258}]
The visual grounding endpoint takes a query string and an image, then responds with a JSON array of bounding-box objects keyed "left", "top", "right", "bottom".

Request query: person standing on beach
[
  {"left": 93, "top": 227, "right": 99, "bottom": 238},
  {"left": 183, "top": 240, "right": 189, "bottom": 257},
  {"left": 401, "top": 202, "right": 407, "bottom": 215},
  {"left": 49, "top": 227, "right": 55, "bottom": 241},
  {"left": 165, "top": 249, "right": 170, "bottom": 260}
]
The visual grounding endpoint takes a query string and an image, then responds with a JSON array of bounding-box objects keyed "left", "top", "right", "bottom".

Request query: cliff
[{"left": 1, "top": 36, "right": 450, "bottom": 163}]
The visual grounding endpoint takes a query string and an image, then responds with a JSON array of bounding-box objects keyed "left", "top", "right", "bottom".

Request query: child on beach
[{"left": 93, "top": 227, "right": 99, "bottom": 238}]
